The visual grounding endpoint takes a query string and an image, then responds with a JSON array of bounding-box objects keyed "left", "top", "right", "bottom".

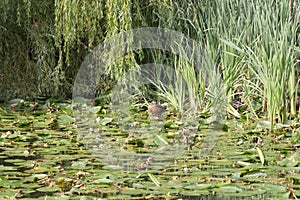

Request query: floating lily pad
[
  {"left": 93, "top": 178, "right": 113, "bottom": 184},
  {"left": 0, "top": 101, "right": 299, "bottom": 199},
  {"left": 102, "top": 165, "right": 124, "bottom": 170},
  {"left": 58, "top": 115, "right": 76, "bottom": 124},
  {"left": 0, "top": 165, "right": 17, "bottom": 171},
  {"left": 121, "top": 188, "right": 150, "bottom": 195},
  {"left": 71, "top": 161, "right": 87, "bottom": 168},
  {"left": 185, "top": 183, "right": 213, "bottom": 190},
  {"left": 256, "top": 120, "right": 272, "bottom": 129},
  {"left": 216, "top": 185, "right": 243, "bottom": 193},
  {"left": 4, "top": 159, "right": 27, "bottom": 165},
  {"left": 278, "top": 157, "right": 299, "bottom": 167},
  {"left": 36, "top": 186, "right": 59, "bottom": 192},
  {"left": 180, "top": 190, "right": 210, "bottom": 196},
  {"left": 99, "top": 117, "right": 113, "bottom": 125},
  {"left": 252, "top": 183, "right": 286, "bottom": 193}
]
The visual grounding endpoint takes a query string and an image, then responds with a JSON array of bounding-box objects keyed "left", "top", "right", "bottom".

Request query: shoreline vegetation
[{"left": 1, "top": 0, "right": 299, "bottom": 125}]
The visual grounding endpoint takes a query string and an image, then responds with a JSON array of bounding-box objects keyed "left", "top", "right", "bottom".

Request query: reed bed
[{"left": 150, "top": 0, "right": 299, "bottom": 128}]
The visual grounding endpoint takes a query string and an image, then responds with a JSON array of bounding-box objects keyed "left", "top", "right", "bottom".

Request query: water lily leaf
[
  {"left": 243, "top": 149, "right": 257, "bottom": 155},
  {"left": 236, "top": 161, "right": 252, "bottom": 167},
  {"left": 218, "top": 185, "right": 243, "bottom": 192},
  {"left": 58, "top": 115, "right": 75, "bottom": 124},
  {"left": 73, "top": 97, "right": 88, "bottom": 104},
  {"left": 58, "top": 103, "right": 73, "bottom": 115},
  {"left": 0, "top": 107, "right": 7, "bottom": 114},
  {"left": 0, "top": 165, "right": 17, "bottom": 171},
  {"left": 94, "top": 178, "right": 113, "bottom": 184},
  {"left": 89, "top": 106, "right": 101, "bottom": 114},
  {"left": 100, "top": 117, "right": 113, "bottom": 125},
  {"left": 180, "top": 190, "right": 210, "bottom": 196},
  {"left": 163, "top": 120, "right": 173, "bottom": 128},
  {"left": 278, "top": 158, "right": 299, "bottom": 167},
  {"left": 102, "top": 165, "right": 123, "bottom": 170},
  {"left": 9, "top": 99, "right": 24, "bottom": 104},
  {"left": 256, "top": 120, "right": 271, "bottom": 129},
  {"left": 18, "top": 119, "right": 33, "bottom": 127},
  {"left": 71, "top": 161, "right": 87, "bottom": 168},
  {"left": 33, "top": 174, "right": 48, "bottom": 180},
  {"left": 121, "top": 188, "right": 150, "bottom": 195},
  {"left": 232, "top": 173, "right": 241, "bottom": 179},
  {"left": 0, "top": 176, "right": 9, "bottom": 183},
  {"left": 4, "top": 159, "right": 27, "bottom": 165},
  {"left": 243, "top": 172, "right": 267, "bottom": 179},
  {"left": 275, "top": 123, "right": 290, "bottom": 129},
  {"left": 260, "top": 184, "right": 287, "bottom": 192},
  {"left": 185, "top": 183, "right": 212, "bottom": 190},
  {"left": 36, "top": 186, "right": 59, "bottom": 192}
]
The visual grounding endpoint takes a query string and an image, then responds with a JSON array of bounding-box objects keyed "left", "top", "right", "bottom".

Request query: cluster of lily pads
[{"left": 0, "top": 97, "right": 300, "bottom": 199}]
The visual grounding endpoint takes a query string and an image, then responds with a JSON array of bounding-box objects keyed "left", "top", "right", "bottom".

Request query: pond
[{"left": 0, "top": 100, "right": 299, "bottom": 199}]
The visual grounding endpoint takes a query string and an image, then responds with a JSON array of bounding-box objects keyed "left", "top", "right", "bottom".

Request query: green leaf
[
  {"left": 100, "top": 117, "right": 113, "bottom": 125},
  {"left": 256, "top": 120, "right": 271, "bottom": 129},
  {"left": 185, "top": 183, "right": 213, "bottom": 190},
  {"left": 58, "top": 115, "right": 75, "bottom": 123}
]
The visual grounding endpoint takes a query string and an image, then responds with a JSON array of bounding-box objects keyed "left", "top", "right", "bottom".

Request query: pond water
[{"left": 0, "top": 102, "right": 299, "bottom": 199}]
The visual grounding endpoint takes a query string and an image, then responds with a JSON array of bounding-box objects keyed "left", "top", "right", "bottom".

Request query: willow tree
[
  {"left": 0, "top": 0, "right": 57, "bottom": 99},
  {"left": 54, "top": 0, "right": 139, "bottom": 97},
  {"left": 0, "top": 0, "right": 195, "bottom": 99},
  {"left": 1, "top": 0, "right": 141, "bottom": 99}
]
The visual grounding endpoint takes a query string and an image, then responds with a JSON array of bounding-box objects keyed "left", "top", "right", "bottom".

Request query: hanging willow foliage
[
  {"left": 1, "top": 0, "right": 142, "bottom": 99},
  {"left": 1, "top": 0, "right": 163, "bottom": 99},
  {"left": 103, "top": 0, "right": 136, "bottom": 81},
  {"left": 54, "top": 0, "right": 137, "bottom": 95},
  {"left": 0, "top": 0, "right": 57, "bottom": 99}
]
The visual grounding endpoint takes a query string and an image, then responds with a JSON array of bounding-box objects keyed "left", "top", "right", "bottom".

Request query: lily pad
[
  {"left": 58, "top": 115, "right": 76, "bottom": 124},
  {"left": 185, "top": 183, "right": 213, "bottom": 190}
]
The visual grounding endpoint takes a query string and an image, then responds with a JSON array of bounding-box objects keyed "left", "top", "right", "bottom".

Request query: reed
[{"left": 148, "top": 0, "right": 299, "bottom": 129}]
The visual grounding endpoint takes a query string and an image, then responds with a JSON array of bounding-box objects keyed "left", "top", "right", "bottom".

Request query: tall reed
[
  {"left": 121, "top": 0, "right": 298, "bottom": 128},
  {"left": 152, "top": 0, "right": 300, "bottom": 129}
]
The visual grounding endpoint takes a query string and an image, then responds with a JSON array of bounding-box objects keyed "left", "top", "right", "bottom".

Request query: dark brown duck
[{"left": 147, "top": 101, "right": 167, "bottom": 116}]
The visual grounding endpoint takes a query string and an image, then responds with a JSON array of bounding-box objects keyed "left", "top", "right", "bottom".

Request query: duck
[{"left": 147, "top": 101, "right": 167, "bottom": 116}]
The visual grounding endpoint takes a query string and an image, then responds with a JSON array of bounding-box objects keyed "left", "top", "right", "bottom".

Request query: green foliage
[
  {"left": 204, "top": 0, "right": 299, "bottom": 129},
  {"left": 0, "top": 0, "right": 57, "bottom": 98},
  {"left": 0, "top": 0, "right": 299, "bottom": 125}
]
